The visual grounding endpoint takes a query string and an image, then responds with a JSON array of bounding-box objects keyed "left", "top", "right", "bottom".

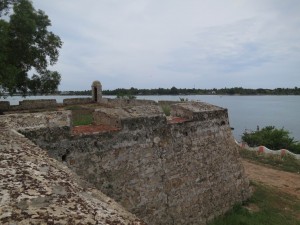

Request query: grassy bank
[
  {"left": 239, "top": 148, "right": 300, "bottom": 174},
  {"left": 209, "top": 182, "right": 300, "bottom": 225}
]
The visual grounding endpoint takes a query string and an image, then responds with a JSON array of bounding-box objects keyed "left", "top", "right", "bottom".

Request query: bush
[
  {"left": 242, "top": 126, "right": 300, "bottom": 154},
  {"left": 116, "top": 93, "right": 136, "bottom": 99},
  {"left": 179, "top": 97, "right": 188, "bottom": 102}
]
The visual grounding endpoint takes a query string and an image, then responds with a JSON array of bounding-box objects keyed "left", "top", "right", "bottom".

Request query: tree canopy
[
  {"left": 0, "top": 0, "right": 62, "bottom": 97},
  {"left": 0, "top": 0, "right": 21, "bottom": 16}
]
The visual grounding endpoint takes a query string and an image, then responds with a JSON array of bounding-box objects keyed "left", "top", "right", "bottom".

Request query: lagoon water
[
  {"left": 3, "top": 95, "right": 300, "bottom": 141},
  {"left": 137, "top": 95, "right": 300, "bottom": 141}
]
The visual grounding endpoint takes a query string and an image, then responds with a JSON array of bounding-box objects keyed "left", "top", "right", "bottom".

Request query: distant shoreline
[
  {"left": 2, "top": 93, "right": 300, "bottom": 98},
  {"left": 3, "top": 86, "right": 299, "bottom": 97}
]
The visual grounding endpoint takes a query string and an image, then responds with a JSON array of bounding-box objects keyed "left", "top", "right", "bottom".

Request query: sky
[{"left": 32, "top": 0, "right": 300, "bottom": 91}]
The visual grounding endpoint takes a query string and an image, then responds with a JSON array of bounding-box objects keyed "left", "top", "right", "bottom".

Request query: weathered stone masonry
[
  {"left": 0, "top": 111, "right": 146, "bottom": 225},
  {"left": 17, "top": 101, "right": 251, "bottom": 225}
]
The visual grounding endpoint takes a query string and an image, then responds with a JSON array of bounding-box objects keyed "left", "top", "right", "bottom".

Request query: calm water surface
[{"left": 3, "top": 95, "right": 300, "bottom": 141}]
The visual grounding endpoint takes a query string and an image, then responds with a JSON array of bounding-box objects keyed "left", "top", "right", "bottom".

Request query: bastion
[{"left": 0, "top": 87, "right": 251, "bottom": 225}]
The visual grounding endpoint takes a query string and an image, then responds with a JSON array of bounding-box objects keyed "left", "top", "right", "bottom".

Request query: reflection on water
[{"left": 2, "top": 95, "right": 300, "bottom": 141}]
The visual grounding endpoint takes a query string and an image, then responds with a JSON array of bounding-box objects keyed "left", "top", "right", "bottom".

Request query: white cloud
[{"left": 33, "top": 0, "right": 300, "bottom": 90}]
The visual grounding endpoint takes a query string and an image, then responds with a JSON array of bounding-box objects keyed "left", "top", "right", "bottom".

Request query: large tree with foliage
[
  {"left": 0, "top": 0, "right": 62, "bottom": 96},
  {"left": 0, "top": 0, "right": 19, "bottom": 16}
]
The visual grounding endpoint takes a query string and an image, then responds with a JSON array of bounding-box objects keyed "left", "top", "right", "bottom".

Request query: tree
[
  {"left": 0, "top": 0, "right": 19, "bottom": 16},
  {"left": 170, "top": 86, "right": 179, "bottom": 95},
  {"left": 0, "top": 0, "right": 62, "bottom": 96},
  {"left": 28, "top": 70, "right": 61, "bottom": 95},
  {"left": 242, "top": 126, "right": 300, "bottom": 154}
]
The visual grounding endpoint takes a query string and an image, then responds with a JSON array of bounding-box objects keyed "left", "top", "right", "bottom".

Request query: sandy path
[{"left": 242, "top": 160, "right": 300, "bottom": 199}]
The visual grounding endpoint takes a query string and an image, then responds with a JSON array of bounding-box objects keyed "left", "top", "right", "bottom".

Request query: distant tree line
[
  {"left": 57, "top": 87, "right": 300, "bottom": 96},
  {"left": 59, "top": 90, "right": 91, "bottom": 95}
]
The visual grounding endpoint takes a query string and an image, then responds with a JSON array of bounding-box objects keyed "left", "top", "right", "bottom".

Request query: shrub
[
  {"left": 242, "top": 126, "right": 300, "bottom": 154},
  {"left": 116, "top": 93, "right": 136, "bottom": 99},
  {"left": 179, "top": 97, "right": 188, "bottom": 102}
]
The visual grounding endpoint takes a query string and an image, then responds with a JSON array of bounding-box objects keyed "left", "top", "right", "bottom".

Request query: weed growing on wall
[{"left": 161, "top": 104, "right": 171, "bottom": 116}]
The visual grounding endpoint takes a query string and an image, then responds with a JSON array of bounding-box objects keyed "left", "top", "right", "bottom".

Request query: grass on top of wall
[
  {"left": 72, "top": 114, "right": 93, "bottom": 126},
  {"left": 66, "top": 105, "right": 94, "bottom": 126},
  {"left": 208, "top": 182, "right": 300, "bottom": 225},
  {"left": 239, "top": 148, "right": 300, "bottom": 174}
]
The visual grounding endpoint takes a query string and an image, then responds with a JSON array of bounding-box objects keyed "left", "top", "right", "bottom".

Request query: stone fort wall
[
  {"left": 0, "top": 119, "right": 146, "bottom": 225},
  {"left": 12, "top": 101, "right": 251, "bottom": 225},
  {"left": 0, "top": 97, "right": 157, "bottom": 113}
]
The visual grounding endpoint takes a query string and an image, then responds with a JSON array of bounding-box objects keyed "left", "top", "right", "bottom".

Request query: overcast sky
[{"left": 33, "top": 0, "right": 300, "bottom": 91}]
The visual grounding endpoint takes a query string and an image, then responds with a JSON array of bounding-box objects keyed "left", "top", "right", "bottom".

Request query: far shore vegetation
[
  {"left": 2, "top": 87, "right": 300, "bottom": 98},
  {"left": 60, "top": 86, "right": 300, "bottom": 96}
]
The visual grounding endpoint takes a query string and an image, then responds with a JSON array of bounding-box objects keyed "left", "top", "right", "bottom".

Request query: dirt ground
[{"left": 242, "top": 160, "right": 300, "bottom": 199}]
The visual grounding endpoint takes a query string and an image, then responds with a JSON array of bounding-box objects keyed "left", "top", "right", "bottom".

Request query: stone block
[
  {"left": 19, "top": 99, "right": 57, "bottom": 110},
  {"left": 63, "top": 98, "right": 93, "bottom": 105},
  {"left": 0, "top": 101, "right": 10, "bottom": 112}
]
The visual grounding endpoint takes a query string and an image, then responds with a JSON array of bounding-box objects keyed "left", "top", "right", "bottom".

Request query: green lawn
[{"left": 209, "top": 182, "right": 300, "bottom": 225}]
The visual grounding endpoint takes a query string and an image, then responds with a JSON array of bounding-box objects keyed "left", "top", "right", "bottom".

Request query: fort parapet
[
  {"left": 0, "top": 97, "right": 158, "bottom": 113},
  {"left": 0, "top": 98, "right": 251, "bottom": 225}
]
